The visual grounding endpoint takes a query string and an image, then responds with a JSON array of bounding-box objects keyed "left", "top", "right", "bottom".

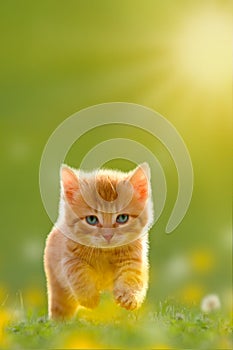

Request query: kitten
[{"left": 44, "top": 163, "right": 154, "bottom": 320}]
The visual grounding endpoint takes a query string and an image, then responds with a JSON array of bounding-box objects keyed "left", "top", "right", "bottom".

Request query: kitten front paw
[{"left": 113, "top": 287, "right": 142, "bottom": 310}]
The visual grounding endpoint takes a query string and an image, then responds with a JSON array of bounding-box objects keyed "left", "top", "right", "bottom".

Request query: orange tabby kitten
[{"left": 44, "top": 163, "right": 154, "bottom": 320}]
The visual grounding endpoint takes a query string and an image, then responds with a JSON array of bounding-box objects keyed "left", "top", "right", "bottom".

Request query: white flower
[{"left": 201, "top": 294, "right": 221, "bottom": 313}]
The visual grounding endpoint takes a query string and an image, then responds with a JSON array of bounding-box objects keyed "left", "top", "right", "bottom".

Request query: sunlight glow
[{"left": 174, "top": 8, "right": 231, "bottom": 92}]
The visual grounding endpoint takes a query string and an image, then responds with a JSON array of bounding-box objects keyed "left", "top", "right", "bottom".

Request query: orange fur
[{"left": 44, "top": 163, "right": 154, "bottom": 320}]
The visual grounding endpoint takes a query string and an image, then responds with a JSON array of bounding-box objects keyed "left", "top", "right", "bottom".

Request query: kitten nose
[{"left": 102, "top": 232, "right": 114, "bottom": 242}]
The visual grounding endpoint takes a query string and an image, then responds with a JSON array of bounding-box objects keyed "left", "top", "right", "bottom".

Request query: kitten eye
[
  {"left": 86, "top": 215, "right": 99, "bottom": 226},
  {"left": 116, "top": 214, "right": 129, "bottom": 224}
]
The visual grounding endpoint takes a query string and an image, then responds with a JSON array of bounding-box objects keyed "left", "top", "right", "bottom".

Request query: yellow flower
[
  {"left": 189, "top": 249, "right": 215, "bottom": 273},
  {"left": 59, "top": 332, "right": 104, "bottom": 349},
  {"left": 179, "top": 284, "right": 204, "bottom": 305},
  {"left": 0, "top": 309, "right": 12, "bottom": 348}
]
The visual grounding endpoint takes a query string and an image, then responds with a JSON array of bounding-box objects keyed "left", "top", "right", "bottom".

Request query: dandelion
[
  {"left": 179, "top": 283, "right": 204, "bottom": 305},
  {"left": 201, "top": 294, "right": 221, "bottom": 313},
  {"left": 0, "top": 309, "right": 12, "bottom": 347},
  {"left": 59, "top": 332, "right": 104, "bottom": 349},
  {"left": 189, "top": 249, "right": 215, "bottom": 273}
]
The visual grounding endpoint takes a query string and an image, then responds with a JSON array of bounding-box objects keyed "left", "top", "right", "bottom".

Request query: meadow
[
  {"left": 2, "top": 295, "right": 232, "bottom": 349},
  {"left": 0, "top": 0, "right": 231, "bottom": 349}
]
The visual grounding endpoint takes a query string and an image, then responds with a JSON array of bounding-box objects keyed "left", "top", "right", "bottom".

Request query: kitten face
[{"left": 57, "top": 163, "right": 153, "bottom": 248}]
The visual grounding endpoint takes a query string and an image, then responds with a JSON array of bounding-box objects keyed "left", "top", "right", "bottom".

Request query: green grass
[{"left": 5, "top": 299, "right": 232, "bottom": 349}]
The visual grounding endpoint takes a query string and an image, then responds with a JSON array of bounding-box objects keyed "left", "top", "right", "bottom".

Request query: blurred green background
[{"left": 0, "top": 0, "right": 231, "bottom": 322}]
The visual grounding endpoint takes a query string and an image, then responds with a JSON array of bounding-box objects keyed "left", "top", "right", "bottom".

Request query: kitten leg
[
  {"left": 65, "top": 261, "right": 100, "bottom": 309},
  {"left": 47, "top": 275, "right": 78, "bottom": 320},
  {"left": 113, "top": 260, "right": 149, "bottom": 310}
]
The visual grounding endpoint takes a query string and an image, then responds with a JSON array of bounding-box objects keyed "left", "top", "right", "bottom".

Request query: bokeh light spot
[{"left": 174, "top": 7, "right": 231, "bottom": 92}]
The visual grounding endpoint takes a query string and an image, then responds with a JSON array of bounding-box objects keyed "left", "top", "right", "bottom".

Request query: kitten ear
[
  {"left": 60, "top": 164, "right": 79, "bottom": 204},
  {"left": 129, "top": 163, "right": 150, "bottom": 201}
]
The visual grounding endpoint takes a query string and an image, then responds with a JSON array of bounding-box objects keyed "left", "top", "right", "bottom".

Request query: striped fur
[{"left": 44, "top": 163, "right": 154, "bottom": 320}]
